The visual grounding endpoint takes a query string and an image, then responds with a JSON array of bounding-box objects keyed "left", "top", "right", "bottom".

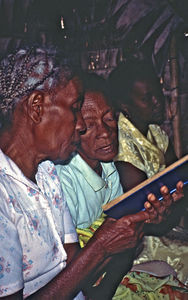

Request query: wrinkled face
[
  {"left": 36, "top": 77, "right": 85, "bottom": 161},
  {"left": 130, "top": 79, "right": 165, "bottom": 125},
  {"left": 78, "top": 91, "right": 118, "bottom": 169}
]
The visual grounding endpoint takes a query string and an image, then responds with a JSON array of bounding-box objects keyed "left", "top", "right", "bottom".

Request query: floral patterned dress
[{"left": 0, "top": 149, "right": 83, "bottom": 299}]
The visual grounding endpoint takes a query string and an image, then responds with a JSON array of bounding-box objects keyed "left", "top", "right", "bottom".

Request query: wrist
[{"left": 87, "top": 234, "right": 107, "bottom": 260}]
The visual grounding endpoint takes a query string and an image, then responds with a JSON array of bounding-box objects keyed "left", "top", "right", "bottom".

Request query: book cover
[{"left": 103, "top": 155, "right": 188, "bottom": 219}]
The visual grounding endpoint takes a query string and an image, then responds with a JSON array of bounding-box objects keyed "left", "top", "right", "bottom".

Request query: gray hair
[{"left": 0, "top": 47, "right": 75, "bottom": 129}]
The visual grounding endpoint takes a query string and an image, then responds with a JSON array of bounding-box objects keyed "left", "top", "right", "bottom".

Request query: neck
[
  {"left": 79, "top": 152, "right": 102, "bottom": 176},
  {"left": 122, "top": 109, "right": 149, "bottom": 136},
  {"left": 0, "top": 129, "right": 41, "bottom": 181},
  {"left": 132, "top": 118, "right": 149, "bottom": 136},
  {"left": 93, "top": 162, "right": 102, "bottom": 176}
]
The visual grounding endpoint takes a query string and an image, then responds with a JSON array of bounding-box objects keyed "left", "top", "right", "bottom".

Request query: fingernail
[
  {"left": 145, "top": 202, "right": 151, "bottom": 208},
  {"left": 161, "top": 186, "right": 168, "bottom": 194},
  {"left": 148, "top": 194, "right": 155, "bottom": 201},
  {"left": 178, "top": 181, "right": 184, "bottom": 189}
]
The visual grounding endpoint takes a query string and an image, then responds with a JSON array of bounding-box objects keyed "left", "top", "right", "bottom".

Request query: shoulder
[
  {"left": 38, "top": 160, "right": 61, "bottom": 184},
  {"left": 148, "top": 124, "right": 169, "bottom": 153}
]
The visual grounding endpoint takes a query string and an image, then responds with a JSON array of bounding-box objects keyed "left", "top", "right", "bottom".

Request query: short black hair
[
  {"left": 81, "top": 72, "right": 113, "bottom": 107},
  {"left": 108, "top": 58, "right": 160, "bottom": 110}
]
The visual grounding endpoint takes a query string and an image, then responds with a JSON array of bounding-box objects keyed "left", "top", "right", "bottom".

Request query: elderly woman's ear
[{"left": 26, "top": 91, "right": 45, "bottom": 124}]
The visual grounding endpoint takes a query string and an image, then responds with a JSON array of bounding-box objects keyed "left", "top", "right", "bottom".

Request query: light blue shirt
[{"left": 56, "top": 153, "right": 123, "bottom": 229}]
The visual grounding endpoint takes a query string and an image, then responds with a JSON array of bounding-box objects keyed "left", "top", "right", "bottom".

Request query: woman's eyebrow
[
  {"left": 104, "top": 108, "right": 113, "bottom": 113},
  {"left": 142, "top": 91, "right": 152, "bottom": 98},
  {"left": 82, "top": 115, "right": 96, "bottom": 121},
  {"left": 102, "top": 108, "right": 114, "bottom": 116}
]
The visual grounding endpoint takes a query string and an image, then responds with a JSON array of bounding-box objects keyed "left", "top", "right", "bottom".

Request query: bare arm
[
  {"left": 28, "top": 210, "right": 151, "bottom": 300},
  {"left": 85, "top": 182, "right": 185, "bottom": 300},
  {"left": 2, "top": 214, "right": 148, "bottom": 300},
  {"left": 64, "top": 242, "right": 81, "bottom": 265},
  {"left": 115, "top": 161, "right": 147, "bottom": 192},
  {"left": 84, "top": 249, "right": 136, "bottom": 300},
  {"left": 2, "top": 184, "right": 184, "bottom": 300}
]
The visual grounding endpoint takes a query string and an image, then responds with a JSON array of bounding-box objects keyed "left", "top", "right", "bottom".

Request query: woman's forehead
[
  {"left": 71, "top": 76, "right": 83, "bottom": 91},
  {"left": 131, "top": 79, "right": 153, "bottom": 95},
  {"left": 133, "top": 77, "right": 159, "bottom": 89},
  {"left": 59, "top": 76, "right": 83, "bottom": 94},
  {"left": 53, "top": 78, "right": 83, "bottom": 107},
  {"left": 81, "top": 93, "right": 112, "bottom": 119},
  {"left": 83, "top": 90, "right": 109, "bottom": 106},
  {"left": 64, "top": 76, "right": 83, "bottom": 94}
]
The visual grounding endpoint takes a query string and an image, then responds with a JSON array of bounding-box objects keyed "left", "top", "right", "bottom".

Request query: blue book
[{"left": 103, "top": 155, "right": 188, "bottom": 219}]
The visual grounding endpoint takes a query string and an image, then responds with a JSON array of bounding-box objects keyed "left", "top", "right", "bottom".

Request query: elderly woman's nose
[
  {"left": 76, "top": 111, "right": 86, "bottom": 134},
  {"left": 97, "top": 122, "right": 110, "bottom": 138}
]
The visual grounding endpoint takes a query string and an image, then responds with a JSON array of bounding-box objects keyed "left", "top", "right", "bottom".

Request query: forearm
[
  {"left": 64, "top": 242, "right": 81, "bottom": 265},
  {"left": 86, "top": 249, "right": 136, "bottom": 300},
  {"left": 28, "top": 238, "right": 105, "bottom": 300},
  {"left": 115, "top": 161, "right": 146, "bottom": 192}
]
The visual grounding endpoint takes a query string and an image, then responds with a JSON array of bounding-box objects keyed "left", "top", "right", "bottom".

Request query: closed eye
[
  {"left": 85, "top": 121, "right": 95, "bottom": 130},
  {"left": 103, "top": 111, "right": 116, "bottom": 122},
  {"left": 72, "top": 99, "right": 82, "bottom": 113}
]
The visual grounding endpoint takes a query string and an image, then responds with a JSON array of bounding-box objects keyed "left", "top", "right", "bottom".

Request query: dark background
[{"left": 0, "top": 0, "right": 187, "bottom": 156}]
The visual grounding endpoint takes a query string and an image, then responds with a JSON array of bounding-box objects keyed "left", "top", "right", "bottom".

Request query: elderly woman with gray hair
[{"left": 0, "top": 47, "right": 184, "bottom": 300}]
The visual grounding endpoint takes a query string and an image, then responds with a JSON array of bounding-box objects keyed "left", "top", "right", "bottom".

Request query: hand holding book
[
  {"left": 103, "top": 155, "right": 188, "bottom": 219},
  {"left": 143, "top": 181, "right": 184, "bottom": 224},
  {"left": 94, "top": 180, "right": 184, "bottom": 258}
]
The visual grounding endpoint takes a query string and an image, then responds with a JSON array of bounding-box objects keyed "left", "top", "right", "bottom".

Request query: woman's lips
[{"left": 97, "top": 144, "right": 115, "bottom": 153}]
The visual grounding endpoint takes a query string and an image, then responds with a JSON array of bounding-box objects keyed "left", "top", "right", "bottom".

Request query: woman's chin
[{"left": 98, "top": 151, "right": 118, "bottom": 163}]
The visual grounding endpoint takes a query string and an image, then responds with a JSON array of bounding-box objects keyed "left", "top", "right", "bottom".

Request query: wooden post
[{"left": 169, "top": 35, "right": 182, "bottom": 158}]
